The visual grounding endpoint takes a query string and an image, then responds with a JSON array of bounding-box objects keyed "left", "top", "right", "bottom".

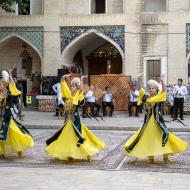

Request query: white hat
[
  {"left": 148, "top": 79, "right": 159, "bottom": 90},
  {"left": 1, "top": 70, "right": 9, "bottom": 82},
  {"left": 71, "top": 77, "right": 81, "bottom": 89}
]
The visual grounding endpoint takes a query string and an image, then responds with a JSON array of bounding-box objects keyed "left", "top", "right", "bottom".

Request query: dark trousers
[
  {"left": 170, "top": 105, "right": 174, "bottom": 117},
  {"left": 174, "top": 97, "right": 184, "bottom": 119},
  {"left": 102, "top": 101, "right": 114, "bottom": 116},
  {"left": 55, "top": 98, "right": 64, "bottom": 116},
  {"left": 128, "top": 102, "right": 139, "bottom": 116},
  {"left": 83, "top": 102, "right": 100, "bottom": 116}
]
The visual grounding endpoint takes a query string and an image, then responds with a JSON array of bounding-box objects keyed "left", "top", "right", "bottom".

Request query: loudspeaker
[{"left": 58, "top": 69, "right": 68, "bottom": 80}]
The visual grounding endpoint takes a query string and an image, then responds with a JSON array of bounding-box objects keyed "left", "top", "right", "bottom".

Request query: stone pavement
[
  {"left": 21, "top": 111, "right": 190, "bottom": 132},
  {"left": 1, "top": 166, "right": 190, "bottom": 190},
  {"left": 1, "top": 130, "right": 190, "bottom": 174}
]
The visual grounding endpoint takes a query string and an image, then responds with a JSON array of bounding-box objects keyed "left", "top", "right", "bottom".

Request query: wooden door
[{"left": 147, "top": 60, "right": 161, "bottom": 81}]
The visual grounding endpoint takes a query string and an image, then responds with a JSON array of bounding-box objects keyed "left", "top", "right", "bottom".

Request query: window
[
  {"left": 147, "top": 60, "right": 161, "bottom": 82},
  {"left": 142, "top": 0, "right": 166, "bottom": 12},
  {"left": 18, "top": 0, "right": 30, "bottom": 15},
  {"left": 91, "top": 0, "right": 106, "bottom": 14}
]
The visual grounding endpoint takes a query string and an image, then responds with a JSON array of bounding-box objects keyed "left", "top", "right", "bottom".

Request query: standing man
[
  {"left": 173, "top": 79, "right": 187, "bottom": 120},
  {"left": 83, "top": 85, "right": 100, "bottom": 117},
  {"left": 128, "top": 84, "right": 139, "bottom": 117},
  {"left": 156, "top": 75, "right": 163, "bottom": 92},
  {"left": 102, "top": 86, "right": 114, "bottom": 117},
  {"left": 52, "top": 82, "right": 64, "bottom": 116},
  {"left": 167, "top": 84, "right": 175, "bottom": 118}
]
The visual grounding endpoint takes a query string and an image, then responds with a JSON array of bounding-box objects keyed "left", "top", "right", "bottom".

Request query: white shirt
[
  {"left": 129, "top": 90, "right": 139, "bottom": 102},
  {"left": 173, "top": 85, "right": 187, "bottom": 99},
  {"left": 158, "top": 82, "right": 162, "bottom": 91},
  {"left": 85, "top": 90, "right": 96, "bottom": 103},
  {"left": 103, "top": 91, "right": 113, "bottom": 102},
  {"left": 167, "top": 88, "right": 174, "bottom": 105},
  {"left": 52, "top": 83, "right": 64, "bottom": 105}
]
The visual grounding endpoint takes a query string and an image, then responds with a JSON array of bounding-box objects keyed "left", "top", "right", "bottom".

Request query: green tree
[{"left": 0, "top": 0, "right": 29, "bottom": 12}]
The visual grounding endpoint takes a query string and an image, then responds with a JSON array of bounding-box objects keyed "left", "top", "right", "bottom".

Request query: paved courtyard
[
  {"left": 1, "top": 112, "right": 190, "bottom": 189},
  {"left": 1, "top": 167, "right": 190, "bottom": 190},
  {"left": 0, "top": 129, "right": 190, "bottom": 173},
  {"left": 22, "top": 111, "right": 190, "bottom": 132}
]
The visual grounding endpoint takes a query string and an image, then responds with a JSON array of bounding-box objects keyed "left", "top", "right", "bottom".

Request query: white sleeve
[
  {"left": 173, "top": 86, "right": 177, "bottom": 95},
  {"left": 85, "top": 91, "right": 92, "bottom": 98},
  {"left": 134, "top": 90, "right": 139, "bottom": 97},
  {"left": 52, "top": 84, "right": 58, "bottom": 93},
  {"left": 184, "top": 86, "right": 188, "bottom": 96}
]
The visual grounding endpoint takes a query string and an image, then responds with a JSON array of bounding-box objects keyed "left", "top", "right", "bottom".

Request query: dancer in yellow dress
[
  {"left": 124, "top": 75, "right": 188, "bottom": 162},
  {"left": 45, "top": 74, "right": 105, "bottom": 161},
  {"left": 0, "top": 69, "right": 34, "bottom": 158}
]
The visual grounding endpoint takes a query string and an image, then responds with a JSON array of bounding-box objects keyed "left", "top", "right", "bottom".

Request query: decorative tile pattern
[
  {"left": 186, "top": 24, "right": 190, "bottom": 55},
  {"left": 0, "top": 27, "right": 44, "bottom": 54},
  {"left": 60, "top": 26, "right": 125, "bottom": 53}
]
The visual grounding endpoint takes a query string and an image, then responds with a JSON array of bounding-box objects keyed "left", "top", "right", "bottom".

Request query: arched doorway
[
  {"left": 0, "top": 35, "right": 42, "bottom": 105},
  {"left": 86, "top": 42, "right": 122, "bottom": 75},
  {"left": 61, "top": 31, "right": 124, "bottom": 77}
]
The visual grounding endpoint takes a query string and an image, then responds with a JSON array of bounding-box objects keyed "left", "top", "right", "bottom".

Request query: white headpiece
[
  {"left": 1, "top": 70, "right": 9, "bottom": 82},
  {"left": 148, "top": 80, "right": 159, "bottom": 90},
  {"left": 71, "top": 77, "right": 81, "bottom": 89}
]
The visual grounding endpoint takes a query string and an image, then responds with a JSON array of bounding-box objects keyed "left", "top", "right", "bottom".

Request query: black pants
[
  {"left": 102, "top": 102, "right": 114, "bottom": 116},
  {"left": 128, "top": 102, "right": 139, "bottom": 116},
  {"left": 83, "top": 102, "right": 100, "bottom": 116},
  {"left": 170, "top": 105, "right": 174, "bottom": 117},
  {"left": 174, "top": 97, "right": 184, "bottom": 119},
  {"left": 55, "top": 98, "right": 64, "bottom": 116}
]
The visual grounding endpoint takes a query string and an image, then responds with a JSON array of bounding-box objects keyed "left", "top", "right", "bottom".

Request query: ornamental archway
[
  {"left": 0, "top": 35, "right": 42, "bottom": 104},
  {"left": 61, "top": 30, "right": 124, "bottom": 75}
]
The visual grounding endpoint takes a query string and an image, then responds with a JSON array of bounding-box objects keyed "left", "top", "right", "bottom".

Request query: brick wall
[
  {"left": 168, "top": 0, "right": 189, "bottom": 11},
  {"left": 65, "top": 0, "right": 89, "bottom": 15},
  {"left": 107, "top": 0, "right": 123, "bottom": 13}
]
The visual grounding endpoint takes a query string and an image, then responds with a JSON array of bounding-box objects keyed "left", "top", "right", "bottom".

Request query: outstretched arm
[
  {"left": 61, "top": 73, "right": 73, "bottom": 82},
  {"left": 137, "top": 73, "right": 143, "bottom": 90},
  {"left": 161, "top": 74, "right": 166, "bottom": 92},
  {"left": 60, "top": 73, "right": 73, "bottom": 98},
  {"left": 8, "top": 67, "right": 14, "bottom": 84}
]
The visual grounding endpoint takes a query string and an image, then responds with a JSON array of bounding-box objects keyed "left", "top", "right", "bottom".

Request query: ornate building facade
[{"left": 0, "top": 0, "right": 190, "bottom": 95}]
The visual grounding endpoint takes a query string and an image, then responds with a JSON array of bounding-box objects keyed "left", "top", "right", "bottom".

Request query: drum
[
  {"left": 94, "top": 89, "right": 103, "bottom": 99},
  {"left": 83, "top": 84, "right": 89, "bottom": 94},
  {"left": 110, "top": 86, "right": 117, "bottom": 95}
]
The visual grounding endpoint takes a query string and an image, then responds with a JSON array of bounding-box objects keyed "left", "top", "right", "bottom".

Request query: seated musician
[
  {"left": 83, "top": 85, "right": 100, "bottom": 117},
  {"left": 128, "top": 83, "right": 139, "bottom": 117},
  {"left": 102, "top": 86, "right": 114, "bottom": 117}
]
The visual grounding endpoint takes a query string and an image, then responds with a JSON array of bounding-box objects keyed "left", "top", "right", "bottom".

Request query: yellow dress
[
  {"left": 0, "top": 82, "right": 34, "bottom": 156},
  {"left": 45, "top": 81, "right": 105, "bottom": 160},
  {"left": 124, "top": 89, "right": 188, "bottom": 158}
]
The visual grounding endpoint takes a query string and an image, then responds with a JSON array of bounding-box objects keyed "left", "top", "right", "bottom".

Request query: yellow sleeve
[
  {"left": 72, "top": 90, "right": 84, "bottom": 105},
  {"left": 147, "top": 91, "right": 166, "bottom": 103},
  {"left": 61, "top": 80, "right": 72, "bottom": 99},
  {"left": 137, "top": 88, "right": 145, "bottom": 105},
  {"left": 9, "top": 81, "right": 21, "bottom": 96}
]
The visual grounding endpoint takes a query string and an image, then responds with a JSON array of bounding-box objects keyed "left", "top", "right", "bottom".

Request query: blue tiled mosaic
[
  {"left": 186, "top": 24, "right": 190, "bottom": 55},
  {"left": 0, "top": 27, "right": 44, "bottom": 54},
  {"left": 60, "top": 26, "right": 125, "bottom": 53}
]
